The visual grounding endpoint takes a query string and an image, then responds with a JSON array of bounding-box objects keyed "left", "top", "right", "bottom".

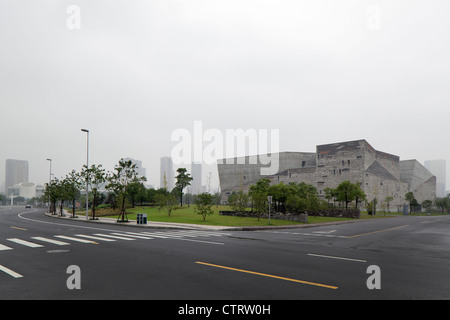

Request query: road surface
[{"left": 0, "top": 206, "right": 449, "bottom": 302}]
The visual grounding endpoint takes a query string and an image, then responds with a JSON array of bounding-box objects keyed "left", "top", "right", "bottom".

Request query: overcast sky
[{"left": 1, "top": 0, "right": 449, "bottom": 191}]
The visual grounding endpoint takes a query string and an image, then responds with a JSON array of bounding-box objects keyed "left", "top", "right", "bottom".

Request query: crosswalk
[{"left": 0, "top": 230, "right": 231, "bottom": 252}]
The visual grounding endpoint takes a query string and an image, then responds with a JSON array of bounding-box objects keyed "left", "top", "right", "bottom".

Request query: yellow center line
[
  {"left": 195, "top": 261, "right": 338, "bottom": 290},
  {"left": 345, "top": 224, "right": 409, "bottom": 238},
  {"left": 10, "top": 226, "right": 27, "bottom": 231}
]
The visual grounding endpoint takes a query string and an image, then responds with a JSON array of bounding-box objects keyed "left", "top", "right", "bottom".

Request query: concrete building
[
  {"left": 189, "top": 162, "right": 203, "bottom": 195},
  {"left": 160, "top": 156, "right": 174, "bottom": 191},
  {"left": 5, "top": 159, "right": 29, "bottom": 196},
  {"left": 218, "top": 139, "right": 436, "bottom": 211},
  {"left": 7, "top": 182, "right": 44, "bottom": 200},
  {"left": 424, "top": 159, "right": 446, "bottom": 198}
]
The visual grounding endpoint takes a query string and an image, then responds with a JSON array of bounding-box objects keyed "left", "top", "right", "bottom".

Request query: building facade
[
  {"left": 160, "top": 156, "right": 174, "bottom": 191},
  {"left": 424, "top": 159, "right": 446, "bottom": 198},
  {"left": 5, "top": 159, "right": 29, "bottom": 196},
  {"left": 218, "top": 139, "right": 436, "bottom": 211},
  {"left": 189, "top": 162, "right": 203, "bottom": 195}
]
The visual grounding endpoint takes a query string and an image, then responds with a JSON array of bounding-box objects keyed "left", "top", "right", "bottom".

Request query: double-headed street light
[{"left": 81, "top": 129, "right": 89, "bottom": 221}]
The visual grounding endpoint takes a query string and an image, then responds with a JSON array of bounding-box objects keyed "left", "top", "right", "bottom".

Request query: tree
[
  {"left": 81, "top": 164, "right": 106, "bottom": 220},
  {"left": 127, "top": 181, "right": 146, "bottom": 208},
  {"left": 335, "top": 181, "right": 359, "bottom": 210},
  {"left": 228, "top": 190, "right": 249, "bottom": 217},
  {"left": 384, "top": 196, "right": 394, "bottom": 214},
  {"left": 44, "top": 179, "right": 60, "bottom": 214},
  {"left": 54, "top": 178, "right": 68, "bottom": 216},
  {"left": 405, "top": 192, "right": 418, "bottom": 214},
  {"left": 435, "top": 197, "right": 449, "bottom": 214},
  {"left": 422, "top": 199, "right": 433, "bottom": 215},
  {"left": 194, "top": 192, "right": 215, "bottom": 222},
  {"left": 332, "top": 181, "right": 365, "bottom": 210},
  {"left": 323, "top": 187, "right": 334, "bottom": 207},
  {"left": 249, "top": 178, "right": 270, "bottom": 221},
  {"left": 175, "top": 168, "right": 193, "bottom": 207},
  {"left": 106, "top": 159, "right": 145, "bottom": 222},
  {"left": 164, "top": 194, "right": 179, "bottom": 216},
  {"left": 63, "top": 170, "right": 82, "bottom": 218}
]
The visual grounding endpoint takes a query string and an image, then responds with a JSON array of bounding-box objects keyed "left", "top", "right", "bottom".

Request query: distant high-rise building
[
  {"left": 424, "top": 159, "right": 446, "bottom": 197},
  {"left": 160, "top": 157, "right": 174, "bottom": 191},
  {"left": 122, "top": 157, "right": 147, "bottom": 180},
  {"left": 5, "top": 159, "right": 29, "bottom": 195},
  {"left": 190, "top": 162, "right": 202, "bottom": 195}
]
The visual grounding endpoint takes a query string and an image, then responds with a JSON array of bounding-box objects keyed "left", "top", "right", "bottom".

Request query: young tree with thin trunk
[
  {"left": 106, "top": 159, "right": 145, "bottom": 222},
  {"left": 175, "top": 168, "right": 193, "bottom": 207}
]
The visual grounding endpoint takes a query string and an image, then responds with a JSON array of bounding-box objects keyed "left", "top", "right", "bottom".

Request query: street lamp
[
  {"left": 46, "top": 159, "right": 52, "bottom": 214},
  {"left": 81, "top": 129, "right": 89, "bottom": 221},
  {"left": 267, "top": 195, "right": 273, "bottom": 225}
]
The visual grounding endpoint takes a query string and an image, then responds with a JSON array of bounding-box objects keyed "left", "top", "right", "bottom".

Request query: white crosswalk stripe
[
  {"left": 0, "top": 230, "right": 229, "bottom": 252},
  {"left": 0, "top": 265, "right": 23, "bottom": 278},
  {"left": 75, "top": 234, "right": 117, "bottom": 242},
  {"left": 0, "top": 244, "right": 13, "bottom": 251},
  {"left": 31, "top": 237, "right": 70, "bottom": 246},
  {"left": 110, "top": 233, "right": 153, "bottom": 239},
  {"left": 93, "top": 233, "right": 136, "bottom": 240},
  {"left": 7, "top": 238, "right": 43, "bottom": 248},
  {"left": 54, "top": 235, "right": 96, "bottom": 243}
]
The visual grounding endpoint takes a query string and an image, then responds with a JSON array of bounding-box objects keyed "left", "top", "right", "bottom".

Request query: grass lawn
[{"left": 97, "top": 205, "right": 353, "bottom": 227}]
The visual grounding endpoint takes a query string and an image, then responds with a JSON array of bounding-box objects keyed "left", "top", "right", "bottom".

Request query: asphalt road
[{"left": 0, "top": 206, "right": 449, "bottom": 301}]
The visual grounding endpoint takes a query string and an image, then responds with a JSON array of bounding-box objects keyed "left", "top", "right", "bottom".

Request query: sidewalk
[{"left": 45, "top": 210, "right": 366, "bottom": 231}]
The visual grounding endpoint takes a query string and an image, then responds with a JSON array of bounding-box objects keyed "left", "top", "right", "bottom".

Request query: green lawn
[{"left": 104, "top": 205, "right": 352, "bottom": 227}]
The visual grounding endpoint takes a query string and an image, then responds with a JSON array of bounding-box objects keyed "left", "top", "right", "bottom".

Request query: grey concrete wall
[{"left": 218, "top": 140, "right": 437, "bottom": 209}]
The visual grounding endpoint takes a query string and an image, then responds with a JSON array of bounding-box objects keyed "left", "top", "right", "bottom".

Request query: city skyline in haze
[{"left": 1, "top": 1, "right": 450, "bottom": 193}]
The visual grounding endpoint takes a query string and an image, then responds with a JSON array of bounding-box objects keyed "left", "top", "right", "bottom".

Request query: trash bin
[{"left": 137, "top": 213, "right": 147, "bottom": 225}]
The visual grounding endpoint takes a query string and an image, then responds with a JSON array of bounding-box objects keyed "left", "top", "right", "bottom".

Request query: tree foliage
[
  {"left": 175, "top": 168, "right": 193, "bottom": 207},
  {"left": 194, "top": 192, "right": 215, "bottom": 222},
  {"left": 106, "top": 159, "right": 146, "bottom": 222}
]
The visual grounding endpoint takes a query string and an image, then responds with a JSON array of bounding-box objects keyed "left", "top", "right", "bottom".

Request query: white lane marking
[
  {"left": 31, "top": 237, "right": 70, "bottom": 246},
  {"left": 0, "top": 265, "right": 23, "bottom": 278},
  {"left": 307, "top": 253, "right": 367, "bottom": 263},
  {"left": 54, "top": 235, "right": 96, "bottom": 243},
  {"left": 7, "top": 238, "right": 43, "bottom": 248},
  {"left": 312, "top": 230, "right": 336, "bottom": 234}
]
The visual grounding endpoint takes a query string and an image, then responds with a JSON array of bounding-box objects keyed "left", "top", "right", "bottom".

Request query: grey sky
[{"left": 1, "top": 0, "right": 449, "bottom": 191}]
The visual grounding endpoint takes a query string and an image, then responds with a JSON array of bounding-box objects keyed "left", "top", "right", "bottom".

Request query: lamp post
[
  {"left": 46, "top": 158, "right": 52, "bottom": 213},
  {"left": 81, "top": 129, "right": 89, "bottom": 221},
  {"left": 267, "top": 195, "right": 272, "bottom": 225}
]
